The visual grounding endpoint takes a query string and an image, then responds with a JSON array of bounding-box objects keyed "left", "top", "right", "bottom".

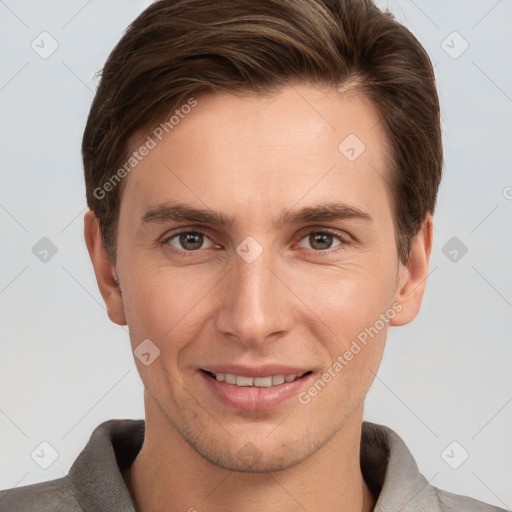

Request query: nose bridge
[{"left": 215, "top": 251, "right": 293, "bottom": 345}]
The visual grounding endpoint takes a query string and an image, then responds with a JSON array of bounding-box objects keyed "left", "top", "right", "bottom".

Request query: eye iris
[
  {"left": 310, "top": 233, "right": 333, "bottom": 250},
  {"left": 179, "top": 232, "right": 203, "bottom": 250}
]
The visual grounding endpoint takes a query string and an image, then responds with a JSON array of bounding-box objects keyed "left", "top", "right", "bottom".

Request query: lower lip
[{"left": 199, "top": 371, "right": 312, "bottom": 412}]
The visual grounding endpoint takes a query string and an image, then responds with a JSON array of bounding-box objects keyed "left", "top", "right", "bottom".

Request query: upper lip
[{"left": 201, "top": 365, "right": 311, "bottom": 378}]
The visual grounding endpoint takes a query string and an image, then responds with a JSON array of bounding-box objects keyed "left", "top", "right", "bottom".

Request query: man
[{"left": 0, "top": 0, "right": 506, "bottom": 511}]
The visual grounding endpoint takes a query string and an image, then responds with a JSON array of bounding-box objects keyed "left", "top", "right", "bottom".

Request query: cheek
[
  {"left": 120, "top": 261, "right": 220, "bottom": 353},
  {"left": 289, "top": 256, "right": 398, "bottom": 402},
  {"left": 316, "top": 289, "right": 391, "bottom": 373},
  {"left": 297, "top": 270, "right": 394, "bottom": 412},
  {"left": 121, "top": 275, "right": 208, "bottom": 395},
  {"left": 291, "top": 255, "right": 398, "bottom": 337}
]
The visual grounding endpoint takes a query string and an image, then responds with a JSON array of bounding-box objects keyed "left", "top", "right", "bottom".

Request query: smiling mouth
[{"left": 201, "top": 370, "right": 312, "bottom": 388}]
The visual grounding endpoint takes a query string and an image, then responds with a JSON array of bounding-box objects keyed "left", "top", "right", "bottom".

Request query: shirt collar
[{"left": 361, "top": 421, "right": 442, "bottom": 511}]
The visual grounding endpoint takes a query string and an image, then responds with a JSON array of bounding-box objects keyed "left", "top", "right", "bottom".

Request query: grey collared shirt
[{"left": 0, "top": 419, "right": 506, "bottom": 511}]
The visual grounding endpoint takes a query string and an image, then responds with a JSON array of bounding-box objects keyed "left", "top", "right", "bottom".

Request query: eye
[
  {"left": 164, "top": 230, "right": 217, "bottom": 251},
  {"left": 297, "top": 231, "right": 346, "bottom": 251}
]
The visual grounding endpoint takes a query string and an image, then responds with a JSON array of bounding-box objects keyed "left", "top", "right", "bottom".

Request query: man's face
[{"left": 111, "top": 84, "right": 414, "bottom": 471}]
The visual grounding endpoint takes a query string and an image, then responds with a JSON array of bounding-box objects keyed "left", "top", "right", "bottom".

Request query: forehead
[{"left": 121, "top": 84, "right": 392, "bottom": 225}]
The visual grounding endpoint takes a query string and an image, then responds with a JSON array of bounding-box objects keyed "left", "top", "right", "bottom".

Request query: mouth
[
  {"left": 199, "top": 368, "right": 314, "bottom": 412},
  {"left": 201, "top": 370, "right": 312, "bottom": 388}
]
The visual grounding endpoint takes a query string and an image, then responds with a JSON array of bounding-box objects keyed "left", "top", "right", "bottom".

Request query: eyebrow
[{"left": 140, "top": 202, "right": 372, "bottom": 227}]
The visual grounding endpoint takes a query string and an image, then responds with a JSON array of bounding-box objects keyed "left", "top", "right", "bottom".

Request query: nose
[{"left": 214, "top": 251, "right": 295, "bottom": 348}]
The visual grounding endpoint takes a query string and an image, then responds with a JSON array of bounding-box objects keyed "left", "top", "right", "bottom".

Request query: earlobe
[
  {"left": 84, "top": 209, "right": 127, "bottom": 326},
  {"left": 390, "top": 214, "right": 434, "bottom": 327}
]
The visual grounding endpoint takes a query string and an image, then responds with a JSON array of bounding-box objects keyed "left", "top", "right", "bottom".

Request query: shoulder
[
  {"left": 436, "top": 487, "right": 507, "bottom": 512},
  {"left": 361, "top": 422, "right": 507, "bottom": 512},
  {"left": 0, "top": 418, "right": 143, "bottom": 512},
  {"left": 0, "top": 476, "right": 82, "bottom": 512}
]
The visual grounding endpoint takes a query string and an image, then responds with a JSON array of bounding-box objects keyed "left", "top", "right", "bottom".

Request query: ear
[
  {"left": 390, "top": 214, "right": 434, "bottom": 326},
  {"left": 84, "top": 209, "right": 127, "bottom": 326}
]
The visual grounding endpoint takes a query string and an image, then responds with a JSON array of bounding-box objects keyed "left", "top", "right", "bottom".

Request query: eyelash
[{"left": 160, "top": 228, "right": 352, "bottom": 257}]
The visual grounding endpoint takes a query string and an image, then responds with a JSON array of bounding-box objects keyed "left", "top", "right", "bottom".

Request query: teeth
[
  {"left": 253, "top": 376, "right": 272, "bottom": 387},
  {"left": 272, "top": 375, "right": 285, "bottom": 385},
  {"left": 213, "top": 372, "right": 301, "bottom": 387},
  {"left": 236, "top": 375, "right": 253, "bottom": 386},
  {"left": 224, "top": 373, "right": 236, "bottom": 384}
]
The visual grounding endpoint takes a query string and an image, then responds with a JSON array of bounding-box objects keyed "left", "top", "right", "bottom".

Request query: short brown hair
[{"left": 82, "top": 0, "right": 442, "bottom": 265}]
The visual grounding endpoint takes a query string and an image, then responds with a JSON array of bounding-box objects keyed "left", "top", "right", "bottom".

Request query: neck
[{"left": 123, "top": 394, "right": 376, "bottom": 512}]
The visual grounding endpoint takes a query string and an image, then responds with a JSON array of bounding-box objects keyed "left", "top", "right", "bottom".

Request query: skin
[{"left": 85, "top": 83, "right": 433, "bottom": 512}]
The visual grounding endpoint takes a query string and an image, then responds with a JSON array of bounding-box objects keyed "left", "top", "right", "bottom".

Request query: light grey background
[{"left": 0, "top": 0, "right": 511, "bottom": 508}]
